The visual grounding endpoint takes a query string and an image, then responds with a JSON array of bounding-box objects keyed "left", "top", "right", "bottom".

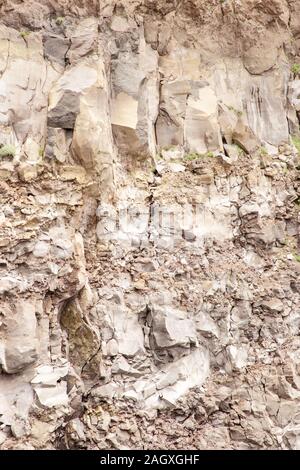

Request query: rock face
[{"left": 0, "top": 0, "right": 300, "bottom": 450}]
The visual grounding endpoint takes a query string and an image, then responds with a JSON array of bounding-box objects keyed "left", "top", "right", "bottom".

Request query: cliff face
[{"left": 0, "top": 0, "right": 300, "bottom": 449}]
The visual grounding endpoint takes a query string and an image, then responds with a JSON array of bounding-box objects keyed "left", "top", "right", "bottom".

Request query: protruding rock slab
[{"left": 1, "top": 300, "right": 38, "bottom": 374}]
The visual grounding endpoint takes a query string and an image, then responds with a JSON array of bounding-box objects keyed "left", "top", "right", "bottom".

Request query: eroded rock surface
[{"left": 0, "top": 0, "right": 300, "bottom": 450}]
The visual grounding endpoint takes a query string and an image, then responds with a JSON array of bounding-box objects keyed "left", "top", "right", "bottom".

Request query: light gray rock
[
  {"left": 34, "top": 381, "right": 69, "bottom": 408},
  {"left": 232, "top": 118, "right": 260, "bottom": 154},
  {"left": 156, "top": 80, "right": 222, "bottom": 154},
  {"left": 0, "top": 0, "right": 300, "bottom": 452},
  {"left": 43, "top": 35, "right": 70, "bottom": 67},
  {"left": 110, "top": 307, "right": 145, "bottom": 357},
  {"left": 213, "top": 58, "right": 290, "bottom": 147},
  {"left": 150, "top": 306, "right": 197, "bottom": 349},
  {"left": 261, "top": 298, "right": 284, "bottom": 314},
  {"left": 2, "top": 300, "right": 38, "bottom": 374},
  {"left": 67, "top": 18, "right": 98, "bottom": 63},
  {"left": 111, "top": 35, "right": 159, "bottom": 159}
]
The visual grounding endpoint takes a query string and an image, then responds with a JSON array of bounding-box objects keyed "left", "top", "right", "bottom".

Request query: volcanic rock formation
[{"left": 0, "top": 0, "right": 300, "bottom": 450}]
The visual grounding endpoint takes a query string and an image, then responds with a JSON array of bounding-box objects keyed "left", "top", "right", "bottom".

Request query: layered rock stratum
[{"left": 0, "top": 0, "right": 300, "bottom": 450}]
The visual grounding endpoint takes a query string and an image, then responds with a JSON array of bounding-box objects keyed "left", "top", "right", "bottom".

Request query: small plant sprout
[
  {"left": 292, "top": 135, "right": 300, "bottom": 154},
  {"left": 20, "top": 30, "right": 30, "bottom": 39},
  {"left": 291, "top": 64, "right": 300, "bottom": 76},
  {"left": 0, "top": 144, "right": 16, "bottom": 158},
  {"left": 260, "top": 147, "right": 268, "bottom": 156},
  {"left": 184, "top": 153, "right": 197, "bottom": 161},
  {"left": 55, "top": 17, "right": 65, "bottom": 26}
]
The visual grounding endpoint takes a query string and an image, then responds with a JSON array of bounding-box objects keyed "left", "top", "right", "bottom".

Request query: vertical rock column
[
  {"left": 156, "top": 48, "right": 222, "bottom": 154},
  {"left": 110, "top": 25, "right": 160, "bottom": 160}
]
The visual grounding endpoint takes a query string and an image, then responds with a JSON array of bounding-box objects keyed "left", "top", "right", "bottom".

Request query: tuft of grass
[
  {"left": 294, "top": 254, "right": 300, "bottom": 262},
  {"left": 0, "top": 144, "right": 16, "bottom": 158},
  {"left": 20, "top": 30, "right": 30, "bottom": 39},
  {"left": 185, "top": 151, "right": 215, "bottom": 161},
  {"left": 55, "top": 17, "right": 65, "bottom": 26},
  {"left": 260, "top": 147, "right": 268, "bottom": 156},
  {"left": 292, "top": 135, "right": 300, "bottom": 154},
  {"left": 162, "top": 145, "right": 177, "bottom": 152},
  {"left": 39, "top": 147, "right": 44, "bottom": 158},
  {"left": 227, "top": 144, "right": 244, "bottom": 156},
  {"left": 226, "top": 105, "right": 243, "bottom": 117},
  {"left": 291, "top": 63, "right": 300, "bottom": 75},
  {"left": 184, "top": 153, "right": 199, "bottom": 161}
]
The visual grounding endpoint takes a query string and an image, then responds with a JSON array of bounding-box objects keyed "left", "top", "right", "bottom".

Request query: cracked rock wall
[{"left": 0, "top": 0, "right": 300, "bottom": 450}]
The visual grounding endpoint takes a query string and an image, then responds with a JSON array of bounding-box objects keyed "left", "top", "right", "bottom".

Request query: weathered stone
[
  {"left": 18, "top": 163, "right": 38, "bottom": 182},
  {"left": 60, "top": 299, "right": 100, "bottom": 373},
  {"left": 59, "top": 165, "right": 87, "bottom": 183},
  {"left": 0, "top": 0, "right": 300, "bottom": 452},
  {"left": 260, "top": 298, "right": 284, "bottom": 313},
  {"left": 150, "top": 306, "right": 197, "bottom": 349},
  {"left": 43, "top": 35, "right": 70, "bottom": 67},
  {"left": 45, "top": 127, "right": 69, "bottom": 162},
  {"left": 67, "top": 18, "right": 98, "bottom": 64},
  {"left": 156, "top": 81, "right": 222, "bottom": 154},
  {"left": 243, "top": 40, "right": 278, "bottom": 75},
  {"left": 48, "top": 90, "right": 80, "bottom": 129},
  {"left": 34, "top": 382, "right": 69, "bottom": 408},
  {"left": 111, "top": 38, "right": 159, "bottom": 159},
  {"left": 232, "top": 118, "right": 260, "bottom": 154},
  {"left": 2, "top": 300, "right": 38, "bottom": 374}
]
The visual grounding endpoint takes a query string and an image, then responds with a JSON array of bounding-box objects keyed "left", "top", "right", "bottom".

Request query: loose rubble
[{"left": 0, "top": 0, "right": 300, "bottom": 450}]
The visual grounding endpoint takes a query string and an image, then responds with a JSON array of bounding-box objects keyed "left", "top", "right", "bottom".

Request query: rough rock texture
[{"left": 0, "top": 0, "right": 300, "bottom": 450}]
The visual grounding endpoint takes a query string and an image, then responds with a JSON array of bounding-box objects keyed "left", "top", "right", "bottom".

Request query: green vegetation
[
  {"left": 0, "top": 144, "right": 16, "bottom": 158},
  {"left": 232, "top": 144, "right": 244, "bottom": 156},
  {"left": 184, "top": 151, "right": 214, "bottom": 161},
  {"left": 184, "top": 153, "right": 199, "bottom": 161},
  {"left": 20, "top": 30, "right": 30, "bottom": 39},
  {"left": 55, "top": 17, "right": 65, "bottom": 26},
  {"left": 162, "top": 145, "right": 177, "bottom": 152},
  {"left": 157, "top": 145, "right": 181, "bottom": 160},
  {"left": 259, "top": 146, "right": 268, "bottom": 156},
  {"left": 292, "top": 135, "right": 300, "bottom": 154},
  {"left": 226, "top": 105, "right": 243, "bottom": 117},
  {"left": 39, "top": 147, "right": 44, "bottom": 158},
  {"left": 291, "top": 63, "right": 300, "bottom": 75},
  {"left": 294, "top": 254, "right": 300, "bottom": 263}
]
